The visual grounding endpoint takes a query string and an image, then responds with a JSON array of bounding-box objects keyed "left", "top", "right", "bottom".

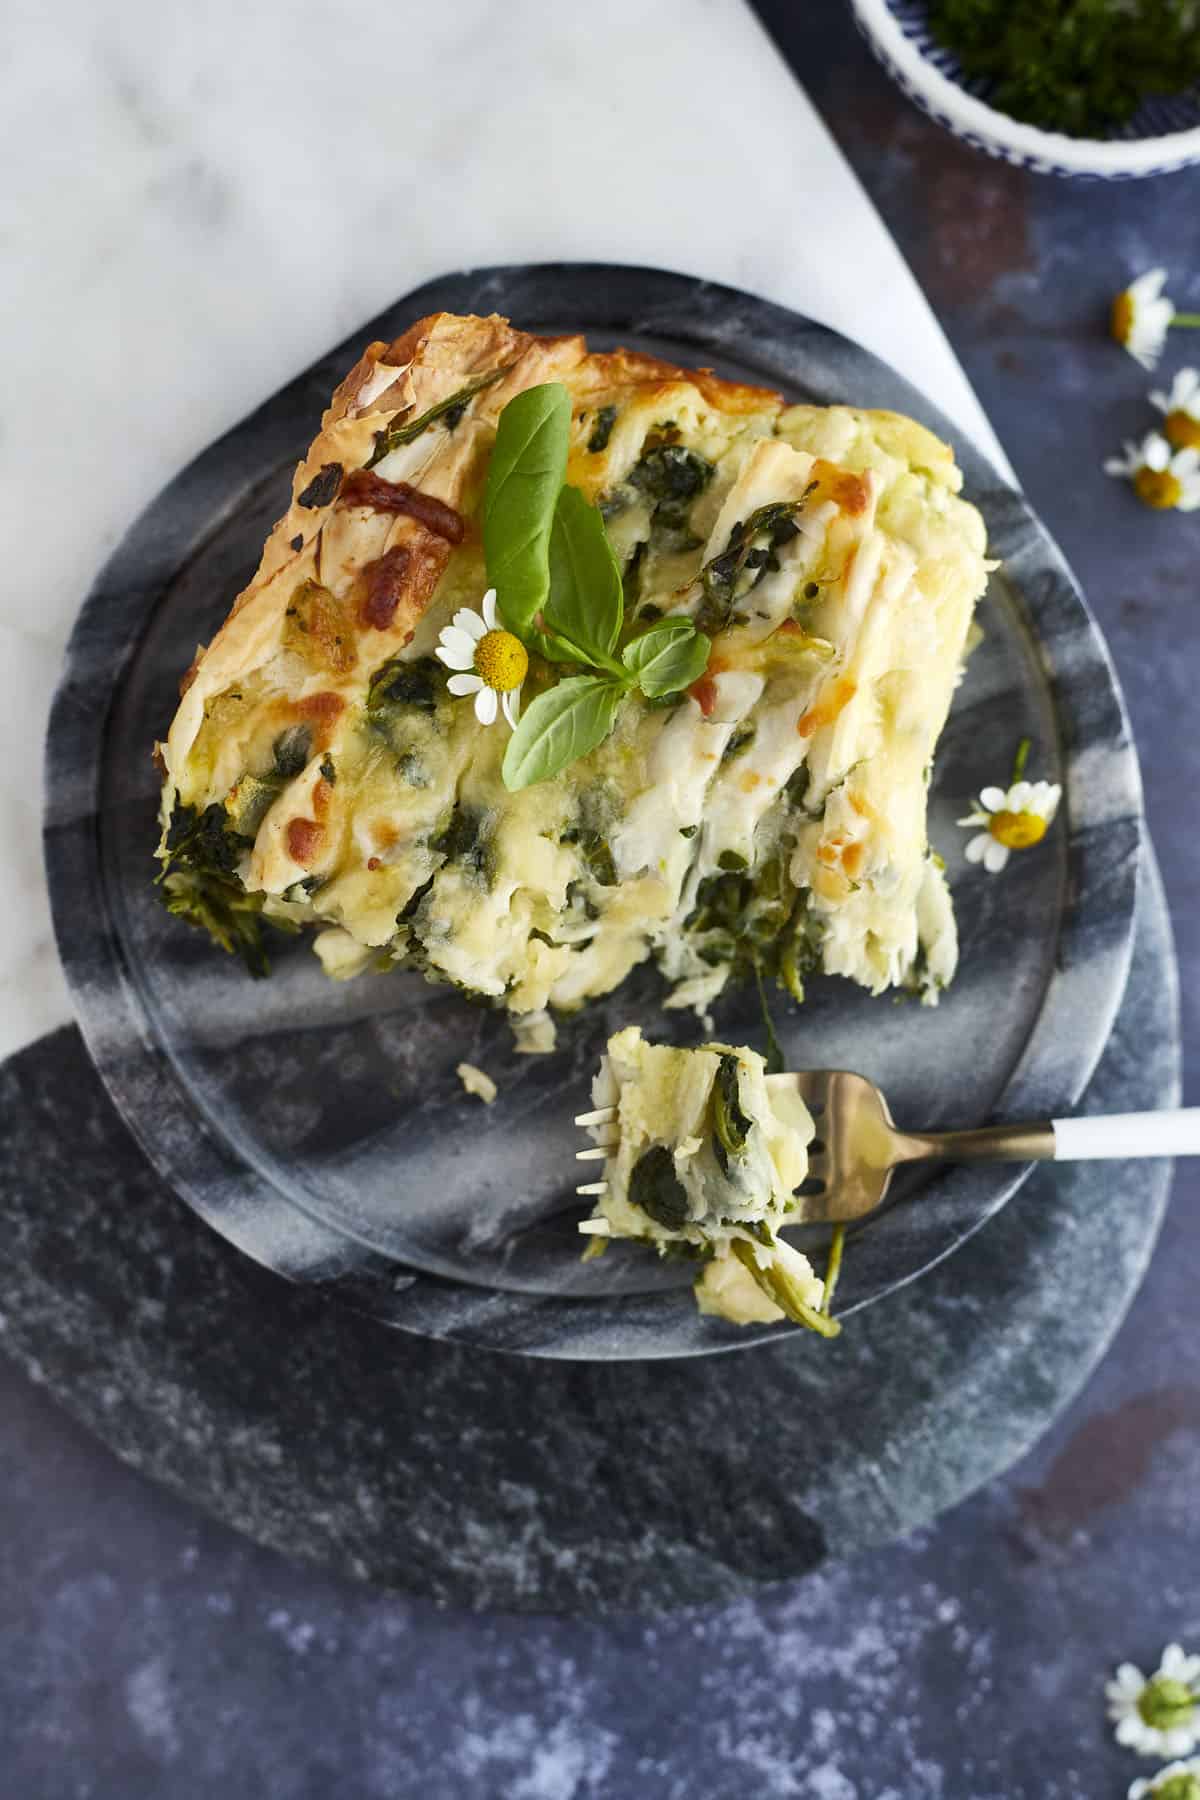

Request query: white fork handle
[{"left": 1052, "top": 1108, "right": 1200, "bottom": 1161}]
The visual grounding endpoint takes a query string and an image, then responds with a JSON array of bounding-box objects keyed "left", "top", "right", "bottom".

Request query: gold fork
[{"left": 576, "top": 1072, "right": 1200, "bottom": 1223}]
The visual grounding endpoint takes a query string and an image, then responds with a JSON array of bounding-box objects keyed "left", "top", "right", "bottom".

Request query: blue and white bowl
[{"left": 852, "top": 0, "right": 1200, "bottom": 179}]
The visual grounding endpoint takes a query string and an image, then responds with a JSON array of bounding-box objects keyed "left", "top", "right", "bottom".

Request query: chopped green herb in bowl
[
  {"left": 852, "top": 0, "right": 1200, "bottom": 178},
  {"left": 928, "top": 0, "right": 1200, "bottom": 138}
]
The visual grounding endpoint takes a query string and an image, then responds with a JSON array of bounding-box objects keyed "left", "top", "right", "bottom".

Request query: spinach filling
[
  {"left": 220, "top": 723, "right": 319, "bottom": 839},
  {"left": 622, "top": 539, "right": 647, "bottom": 611},
  {"left": 710, "top": 1053, "right": 753, "bottom": 1179},
  {"left": 561, "top": 827, "right": 617, "bottom": 889},
  {"left": 272, "top": 724, "right": 313, "bottom": 778},
  {"left": 156, "top": 709, "right": 334, "bottom": 975},
  {"left": 694, "top": 499, "right": 807, "bottom": 638},
  {"left": 683, "top": 850, "right": 823, "bottom": 993},
  {"left": 396, "top": 751, "right": 431, "bottom": 788},
  {"left": 721, "top": 724, "right": 756, "bottom": 763},
  {"left": 431, "top": 806, "right": 496, "bottom": 888},
  {"left": 562, "top": 780, "right": 622, "bottom": 887},
  {"left": 587, "top": 404, "right": 618, "bottom": 454},
  {"left": 364, "top": 656, "right": 448, "bottom": 767},
  {"left": 158, "top": 800, "right": 278, "bottom": 978},
  {"left": 222, "top": 775, "right": 283, "bottom": 839},
  {"left": 628, "top": 444, "right": 714, "bottom": 555},
  {"left": 600, "top": 441, "right": 714, "bottom": 566},
  {"left": 628, "top": 1145, "right": 690, "bottom": 1232},
  {"left": 366, "top": 655, "right": 441, "bottom": 719}
]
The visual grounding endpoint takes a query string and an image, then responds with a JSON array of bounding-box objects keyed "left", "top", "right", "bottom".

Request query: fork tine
[{"left": 575, "top": 1106, "right": 617, "bottom": 1127}]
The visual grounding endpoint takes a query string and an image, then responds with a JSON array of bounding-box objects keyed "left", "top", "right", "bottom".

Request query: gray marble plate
[
  {"left": 0, "top": 852, "right": 1172, "bottom": 1608},
  {"left": 43, "top": 265, "right": 1142, "bottom": 1358}
]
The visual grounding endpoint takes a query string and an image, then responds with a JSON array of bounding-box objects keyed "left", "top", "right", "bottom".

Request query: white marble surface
[{"left": 3, "top": 0, "right": 1005, "bottom": 1063}]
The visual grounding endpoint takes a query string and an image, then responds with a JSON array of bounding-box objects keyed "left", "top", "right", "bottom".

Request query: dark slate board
[{"left": 0, "top": 850, "right": 1175, "bottom": 1612}]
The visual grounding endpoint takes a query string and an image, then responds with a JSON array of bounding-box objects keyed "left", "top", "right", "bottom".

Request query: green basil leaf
[
  {"left": 621, "top": 618, "right": 711, "bottom": 699},
  {"left": 541, "top": 484, "right": 624, "bottom": 670},
  {"left": 501, "top": 677, "right": 625, "bottom": 792},
  {"left": 483, "top": 383, "right": 572, "bottom": 639}
]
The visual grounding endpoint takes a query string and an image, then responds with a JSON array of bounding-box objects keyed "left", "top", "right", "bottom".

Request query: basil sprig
[
  {"left": 483, "top": 383, "right": 572, "bottom": 641},
  {"left": 484, "top": 384, "right": 711, "bottom": 791},
  {"left": 502, "top": 613, "right": 712, "bottom": 791}
]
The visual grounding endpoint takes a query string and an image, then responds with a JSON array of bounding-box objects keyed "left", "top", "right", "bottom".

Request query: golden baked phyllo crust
[{"left": 156, "top": 311, "right": 989, "bottom": 1035}]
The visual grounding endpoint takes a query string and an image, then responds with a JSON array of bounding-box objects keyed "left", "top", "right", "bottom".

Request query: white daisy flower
[
  {"left": 1150, "top": 368, "right": 1200, "bottom": 454},
  {"left": 1108, "top": 1644, "right": 1200, "bottom": 1761},
  {"left": 1129, "top": 1756, "right": 1200, "bottom": 1800},
  {"left": 1104, "top": 432, "right": 1200, "bottom": 513},
  {"left": 1111, "top": 268, "right": 1200, "bottom": 369},
  {"left": 958, "top": 774, "right": 1061, "bottom": 875},
  {"left": 434, "top": 587, "right": 528, "bottom": 728},
  {"left": 1112, "top": 269, "right": 1177, "bottom": 369}
]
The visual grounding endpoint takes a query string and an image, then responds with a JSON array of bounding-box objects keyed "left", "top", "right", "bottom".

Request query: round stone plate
[
  {"left": 43, "top": 264, "right": 1142, "bottom": 1358},
  {"left": 0, "top": 849, "right": 1174, "bottom": 1607}
]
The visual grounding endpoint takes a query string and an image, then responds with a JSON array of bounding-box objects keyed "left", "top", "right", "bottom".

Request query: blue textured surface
[{"left": 2, "top": 6, "right": 1198, "bottom": 1796}]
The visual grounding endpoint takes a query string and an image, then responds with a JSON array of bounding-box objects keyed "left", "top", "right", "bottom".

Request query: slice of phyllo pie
[{"left": 157, "top": 311, "right": 989, "bottom": 1034}]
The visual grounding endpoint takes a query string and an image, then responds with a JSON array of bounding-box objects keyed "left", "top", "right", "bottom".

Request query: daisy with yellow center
[
  {"left": 1151, "top": 368, "right": 1200, "bottom": 453},
  {"left": 1105, "top": 433, "right": 1200, "bottom": 513},
  {"left": 959, "top": 742, "right": 1061, "bottom": 875},
  {"left": 1129, "top": 1759, "right": 1200, "bottom": 1800},
  {"left": 435, "top": 587, "right": 528, "bottom": 728},
  {"left": 1111, "top": 269, "right": 1200, "bottom": 371},
  {"left": 1108, "top": 1644, "right": 1200, "bottom": 1762}
]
